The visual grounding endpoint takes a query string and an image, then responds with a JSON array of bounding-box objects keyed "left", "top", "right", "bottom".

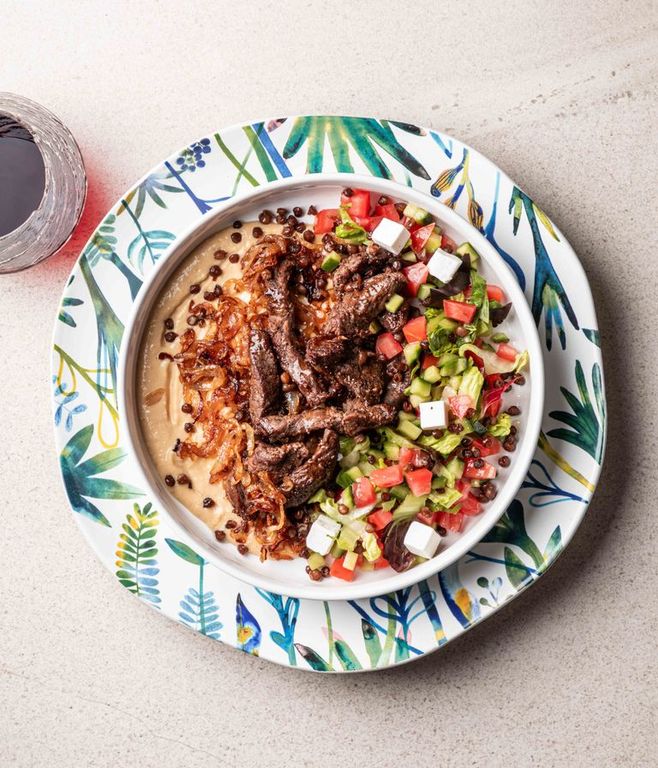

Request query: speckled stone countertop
[{"left": 1, "top": 2, "right": 656, "bottom": 766}]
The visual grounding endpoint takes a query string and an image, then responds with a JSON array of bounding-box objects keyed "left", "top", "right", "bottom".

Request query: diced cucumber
[
  {"left": 330, "top": 541, "right": 345, "bottom": 559},
  {"left": 343, "top": 550, "right": 359, "bottom": 570},
  {"left": 385, "top": 293, "right": 405, "bottom": 313},
  {"left": 380, "top": 498, "right": 397, "bottom": 511},
  {"left": 431, "top": 475, "right": 447, "bottom": 489},
  {"left": 425, "top": 230, "right": 442, "bottom": 254},
  {"left": 340, "top": 447, "right": 361, "bottom": 469},
  {"left": 357, "top": 460, "right": 375, "bottom": 477},
  {"left": 394, "top": 493, "right": 428, "bottom": 517},
  {"left": 417, "top": 283, "right": 433, "bottom": 301},
  {"left": 321, "top": 252, "right": 342, "bottom": 272},
  {"left": 307, "top": 553, "right": 326, "bottom": 571},
  {"left": 390, "top": 484, "right": 410, "bottom": 500},
  {"left": 397, "top": 419, "right": 422, "bottom": 441},
  {"left": 409, "top": 393, "right": 430, "bottom": 408},
  {"left": 384, "top": 442, "right": 401, "bottom": 461},
  {"left": 308, "top": 488, "right": 327, "bottom": 504},
  {"left": 382, "top": 427, "right": 415, "bottom": 448},
  {"left": 445, "top": 456, "right": 464, "bottom": 481},
  {"left": 339, "top": 436, "right": 355, "bottom": 455},
  {"left": 421, "top": 365, "right": 441, "bottom": 383},
  {"left": 491, "top": 332, "right": 509, "bottom": 343},
  {"left": 410, "top": 377, "right": 432, "bottom": 398},
  {"left": 455, "top": 242, "right": 480, "bottom": 264},
  {"left": 337, "top": 526, "right": 358, "bottom": 552},
  {"left": 403, "top": 203, "right": 433, "bottom": 224},
  {"left": 336, "top": 465, "right": 363, "bottom": 488},
  {"left": 401, "top": 249, "right": 417, "bottom": 263},
  {"left": 368, "top": 320, "right": 381, "bottom": 335},
  {"left": 440, "top": 358, "right": 467, "bottom": 377},
  {"left": 340, "top": 485, "right": 354, "bottom": 510},
  {"left": 404, "top": 341, "right": 422, "bottom": 366},
  {"left": 397, "top": 410, "right": 417, "bottom": 423}
]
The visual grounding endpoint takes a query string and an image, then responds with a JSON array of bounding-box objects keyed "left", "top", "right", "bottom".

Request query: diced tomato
[
  {"left": 368, "top": 508, "right": 393, "bottom": 531},
  {"left": 314, "top": 208, "right": 339, "bottom": 234},
  {"left": 422, "top": 353, "right": 439, "bottom": 370},
  {"left": 497, "top": 343, "right": 518, "bottom": 362},
  {"left": 374, "top": 203, "right": 400, "bottom": 222},
  {"left": 375, "top": 332, "right": 403, "bottom": 360},
  {"left": 464, "top": 349, "right": 484, "bottom": 370},
  {"left": 471, "top": 436, "right": 502, "bottom": 457},
  {"left": 330, "top": 556, "right": 356, "bottom": 581},
  {"left": 443, "top": 299, "right": 477, "bottom": 323},
  {"left": 352, "top": 477, "right": 376, "bottom": 508},
  {"left": 436, "top": 510, "right": 464, "bottom": 532},
  {"left": 410, "top": 223, "right": 435, "bottom": 255},
  {"left": 474, "top": 338, "right": 484, "bottom": 348},
  {"left": 370, "top": 464, "right": 404, "bottom": 488},
  {"left": 441, "top": 233, "right": 458, "bottom": 252},
  {"left": 449, "top": 395, "right": 473, "bottom": 419},
  {"left": 354, "top": 215, "right": 382, "bottom": 232},
  {"left": 341, "top": 188, "right": 370, "bottom": 218},
  {"left": 373, "top": 556, "right": 390, "bottom": 569},
  {"left": 405, "top": 467, "right": 433, "bottom": 497},
  {"left": 399, "top": 446, "right": 419, "bottom": 470},
  {"left": 487, "top": 285, "right": 505, "bottom": 303},
  {"left": 402, "top": 315, "right": 427, "bottom": 343},
  {"left": 463, "top": 459, "right": 497, "bottom": 480},
  {"left": 464, "top": 284, "right": 505, "bottom": 303},
  {"left": 403, "top": 262, "right": 429, "bottom": 297},
  {"left": 460, "top": 495, "right": 482, "bottom": 516},
  {"left": 416, "top": 509, "right": 435, "bottom": 526}
]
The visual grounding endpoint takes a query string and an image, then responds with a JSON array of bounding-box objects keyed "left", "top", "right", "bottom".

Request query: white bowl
[{"left": 119, "top": 174, "right": 544, "bottom": 601}]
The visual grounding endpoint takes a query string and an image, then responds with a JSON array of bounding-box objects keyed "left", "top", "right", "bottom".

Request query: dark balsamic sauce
[{"left": 0, "top": 115, "right": 46, "bottom": 237}]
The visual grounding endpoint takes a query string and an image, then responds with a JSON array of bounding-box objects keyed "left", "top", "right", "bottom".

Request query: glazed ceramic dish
[
  {"left": 118, "top": 175, "right": 544, "bottom": 600},
  {"left": 52, "top": 117, "right": 605, "bottom": 669}
]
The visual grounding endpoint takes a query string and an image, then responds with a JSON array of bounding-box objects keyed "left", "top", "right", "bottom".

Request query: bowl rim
[{"left": 118, "top": 172, "right": 545, "bottom": 600}]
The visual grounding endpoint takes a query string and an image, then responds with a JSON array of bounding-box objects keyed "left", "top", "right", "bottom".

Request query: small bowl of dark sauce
[{"left": 0, "top": 93, "right": 86, "bottom": 273}]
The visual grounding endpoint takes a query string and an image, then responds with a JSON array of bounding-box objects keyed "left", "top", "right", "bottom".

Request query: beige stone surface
[{"left": 1, "top": 2, "right": 657, "bottom": 766}]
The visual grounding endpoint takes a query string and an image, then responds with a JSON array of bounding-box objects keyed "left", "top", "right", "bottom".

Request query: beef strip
[
  {"left": 248, "top": 327, "right": 280, "bottom": 422},
  {"left": 224, "top": 480, "right": 248, "bottom": 519},
  {"left": 256, "top": 402, "right": 396, "bottom": 440},
  {"left": 246, "top": 440, "right": 310, "bottom": 482},
  {"left": 264, "top": 258, "right": 327, "bottom": 407},
  {"left": 305, "top": 335, "right": 348, "bottom": 368},
  {"left": 379, "top": 303, "right": 410, "bottom": 334},
  {"left": 324, "top": 271, "right": 406, "bottom": 338},
  {"left": 332, "top": 249, "right": 392, "bottom": 294},
  {"left": 284, "top": 430, "right": 339, "bottom": 507},
  {"left": 383, "top": 356, "right": 412, "bottom": 408},
  {"left": 335, "top": 354, "right": 384, "bottom": 404}
]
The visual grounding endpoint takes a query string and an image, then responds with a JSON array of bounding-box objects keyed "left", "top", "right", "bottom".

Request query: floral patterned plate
[{"left": 52, "top": 117, "right": 605, "bottom": 671}]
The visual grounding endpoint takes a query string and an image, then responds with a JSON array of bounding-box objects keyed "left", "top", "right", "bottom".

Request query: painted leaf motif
[
  {"left": 294, "top": 644, "right": 332, "bottom": 672},
  {"left": 504, "top": 546, "right": 532, "bottom": 588},
  {"left": 115, "top": 502, "right": 161, "bottom": 604},
  {"left": 361, "top": 619, "right": 382, "bottom": 668},
  {"left": 333, "top": 639, "right": 362, "bottom": 671},
  {"left": 166, "top": 538, "right": 205, "bottom": 566},
  {"left": 236, "top": 594, "right": 262, "bottom": 655},
  {"left": 60, "top": 425, "right": 143, "bottom": 527},
  {"left": 543, "top": 526, "right": 563, "bottom": 563}
]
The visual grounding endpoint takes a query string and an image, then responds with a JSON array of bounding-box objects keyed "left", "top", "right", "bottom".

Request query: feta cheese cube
[
  {"left": 371, "top": 218, "right": 410, "bottom": 255},
  {"left": 427, "top": 248, "right": 462, "bottom": 283},
  {"left": 419, "top": 400, "right": 448, "bottom": 430},
  {"left": 306, "top": 514, "right": 341, "bottom": 556},
  {"left": 404, "top": 520, "right": 442, "bottom": 559}
]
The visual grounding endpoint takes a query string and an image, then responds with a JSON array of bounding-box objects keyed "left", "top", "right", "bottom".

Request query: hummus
[{"left": 138, "top": 222, "right": 280, "bottom": 550}]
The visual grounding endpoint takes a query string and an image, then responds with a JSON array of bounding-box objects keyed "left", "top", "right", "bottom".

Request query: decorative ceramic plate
[{"left": 52, "top": 116, "right": 605, "bottom": 671}]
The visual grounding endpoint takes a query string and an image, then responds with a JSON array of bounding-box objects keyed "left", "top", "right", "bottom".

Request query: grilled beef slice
[
  {"left": 383, "top": 355, "right": 412, "bottom": 408},
  {"left": 248, "top": 327, "right": 280, "bottom": 422},
  {"left": 335, "top": 354, "right": 384, "bottom": 404},
  {"left": 256, "top": 402, "right": 396, "bottom": 441},
  {"left": 284, "top": 429, "right": 339, "bottom": 507},
  {"left": 305, "top": 335, "right": 348, "bottom": 368},
  {"left": 324, "top": 271, "right": 406, "bottom": 337},
  {"left": 331, "top": 249, "right": 392, "bottom": 294},
  {"left": 379, "top": 303, "right": 410, "bottom": 334},
  {"left": 264, "top": 258, "right": 328, "bottom": 407}
]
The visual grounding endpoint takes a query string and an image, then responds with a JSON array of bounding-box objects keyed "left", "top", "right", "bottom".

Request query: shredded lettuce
[
  {"left": 436, "top": 487, "right": 463, "bottom": 509},
  {"left": 488, "top": 413, "right": 512, "bottom": 437},
  {"left": 469, "top": 269, "right": 490, "bottom": 328},
  {"left": 362, "top": 532, "right": 382, "bottom": 562},
  {"left": 428, "top": 431, "right": 463, "bottom": 455},
  {"left": 335, "top": 206, "right": 367, "bottom": 243},
  {"left": 459, "top": 365, "right": 484, "bottom": 406},
  {"left": 514, "top": 349, "right": 529, "bottom": 373}
]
